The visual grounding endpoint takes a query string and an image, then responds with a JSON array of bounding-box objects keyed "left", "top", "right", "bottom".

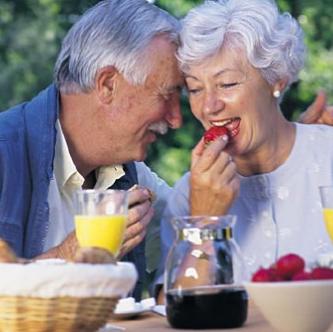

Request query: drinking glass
[
  {"left": 74, "top": 189, "right": 128, "bottom": 256},
  {"left": 164, "top": 215, "right": 248, "bottom": 329},
  {"left": 319, "top": 186, "right": 333, "bottom": 242}
]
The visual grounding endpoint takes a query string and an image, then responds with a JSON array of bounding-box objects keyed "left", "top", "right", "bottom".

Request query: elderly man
[{"left": 0, "top": 0, "right": 182, "bottom": 300}]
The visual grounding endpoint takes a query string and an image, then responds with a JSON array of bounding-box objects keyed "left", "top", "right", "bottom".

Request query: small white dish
[
  {"left": 113, "top": 297, "right": 156, "bottom": 319},
  {"left": 152, "top": 305, "right": 166, "bottom": 316},
  {"left": 98, "top": 323, "right": 125, "bottom": 331},
  {"left": 113, "top": 306, "right": 150, "bottom": 319}
]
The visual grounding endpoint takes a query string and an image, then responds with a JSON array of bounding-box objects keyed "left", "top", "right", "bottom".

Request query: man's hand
[
  {"left": 37, "top": 231, "right": 79, "bottom": 260},
  {"left": 190, "top": 137, "right": 240, "bottom": 216},
  {"left": 298, "top": 90, "right": 333, "bottom": 125},
  {"left": 118, "top": 187, "right": 154, "bottom": 258}
]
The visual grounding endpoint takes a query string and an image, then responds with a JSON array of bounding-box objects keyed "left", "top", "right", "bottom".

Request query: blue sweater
[{"left": 0, "top": 85, "right": 58, "bottom": 258}]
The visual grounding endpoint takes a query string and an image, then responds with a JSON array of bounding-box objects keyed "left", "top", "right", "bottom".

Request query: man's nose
[{"left": 166, "top": 98, "right": 183, "bottom": 129}]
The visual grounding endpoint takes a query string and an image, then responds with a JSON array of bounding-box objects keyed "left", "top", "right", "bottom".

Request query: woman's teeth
[{"left": 212, "top": 119, "right": 232, "bottom": 127}]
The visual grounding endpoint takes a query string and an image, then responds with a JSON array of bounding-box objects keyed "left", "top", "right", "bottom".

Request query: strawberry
[
  {"left": 292, "top": 270, "right": 312, "bottom": 281},
  {"left": 203, "top": 126, "right": 229, "bottom": 145},
  {"left": 311, "top": 267, "right": 333, "bottom": 280},
  {"left": 267, "top": 265, "right": 285, "bottom": 281},
  {"left": 252, "top": 267, "right": 275, "bottom": 282},
  {"left": 252, "top": 253, "right": 333, "bottom": 283},
  {"left": 275, "top": 253, "right": 305, "bottom": 279}
]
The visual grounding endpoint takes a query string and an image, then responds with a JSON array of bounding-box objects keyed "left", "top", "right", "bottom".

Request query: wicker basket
[
  {"left": 0, "top": 260, "right": 137, "bottom": 332},
  {"left": 0, "top": 295, "right": 118, "bottom": 332}
]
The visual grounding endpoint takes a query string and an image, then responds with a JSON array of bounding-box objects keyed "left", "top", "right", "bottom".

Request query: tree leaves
[{"left": 0, "top": 0, "right": 332, "bottom": 184}]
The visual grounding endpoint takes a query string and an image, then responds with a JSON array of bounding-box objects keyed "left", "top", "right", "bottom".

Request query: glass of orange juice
[
  {"left": 74, "top": 189, "right": 128, "bottom": 256},
  {"left": 319, "top": 186, "right": 333, "bottom": 242}
]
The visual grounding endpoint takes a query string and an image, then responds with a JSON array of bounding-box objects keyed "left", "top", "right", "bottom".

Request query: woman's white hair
[
  {"left": 54, "top": 0, "right": 180, "bottom": 94},
  {"left": 178, "top": 0, "right": 306, "bottom": 88}
]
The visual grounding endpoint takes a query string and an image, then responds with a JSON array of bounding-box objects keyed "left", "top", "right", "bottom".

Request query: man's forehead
[
  {"left": 146, "top": 63, "right": 183, "bottom": 89},
  {"left": 152, "top": 71, "right": 184, "bottom": 92}
]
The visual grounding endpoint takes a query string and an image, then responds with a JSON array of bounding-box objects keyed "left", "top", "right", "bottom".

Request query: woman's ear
[
  {"left": 95, "top": 66, "right": 118, "bottom": 104},
  {"left": 272, "top": 78, "right": 288, "bottom": 97}
]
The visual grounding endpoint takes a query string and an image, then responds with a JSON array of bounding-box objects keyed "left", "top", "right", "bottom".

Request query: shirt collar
[
  {"left": 95, "top": 165, "right": 125, "bottom": 189},
  {"left": 54, "top": 120, "right": 125, "bottom": 191}
]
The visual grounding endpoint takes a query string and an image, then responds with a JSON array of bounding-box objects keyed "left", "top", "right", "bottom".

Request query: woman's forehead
[{"left": 185, "top": 47, "right": 250, "bottom": 79}]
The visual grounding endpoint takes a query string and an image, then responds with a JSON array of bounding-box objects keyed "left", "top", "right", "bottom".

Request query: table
[
  {"left": 110, "top": 303, "right": 333, "bottom": 332},
  {"left": 110, "top": 304, "right": 267, "bottom": 331}
]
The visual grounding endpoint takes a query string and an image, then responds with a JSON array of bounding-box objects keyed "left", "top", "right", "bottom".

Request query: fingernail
[
  {"left": 143, "top": 189, "right": 150, "bottom": 197},
  {"left": 128, "top": 184, "right": 139, "bottom": 191},
  {"left": 222, "top": 134, "right": 229, "bottom": 142}
]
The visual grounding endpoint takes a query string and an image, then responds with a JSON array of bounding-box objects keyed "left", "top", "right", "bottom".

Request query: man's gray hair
[
  {"left": 178, "top": 0, "right": 306, "bottom": 87},
  {"left": 54, "top": 0, "right": 180, "bottom": 94}
]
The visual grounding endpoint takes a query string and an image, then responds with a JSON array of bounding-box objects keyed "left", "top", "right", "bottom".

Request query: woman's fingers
[
  {"left": 191, "top": 150, "right": 232, "bottom": 187},
  {"left": 190, "top": 136, "right": 239, "bottom": 216},
  {"left": 191, "top": 136, "right": 229, "bottom": 172}
]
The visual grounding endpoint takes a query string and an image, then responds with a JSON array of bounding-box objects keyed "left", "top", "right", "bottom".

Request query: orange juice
[
  {"left": 75, "top": 214, "right": 126, "bottom": 255},
  {"left": 323, "top": 208, "right": 333, "bottom": 242}
]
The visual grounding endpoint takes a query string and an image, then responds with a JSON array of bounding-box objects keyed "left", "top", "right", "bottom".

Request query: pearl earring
[{"left": 273, "top": 90, "right": 281, "bottom": 98}]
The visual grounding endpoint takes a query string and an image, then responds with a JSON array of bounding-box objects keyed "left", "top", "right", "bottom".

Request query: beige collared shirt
[{"left": 44, "top": 120, "right": 125, "bottom": 251}]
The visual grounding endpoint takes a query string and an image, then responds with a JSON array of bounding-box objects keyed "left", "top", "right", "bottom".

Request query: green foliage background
[{"left": 1, "top": 0, "right": 332, "bottom": 185}]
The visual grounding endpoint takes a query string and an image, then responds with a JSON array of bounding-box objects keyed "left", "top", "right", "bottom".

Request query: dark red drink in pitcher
[{"left": 166, "top": 285, "right": 248, "bottom": 329}]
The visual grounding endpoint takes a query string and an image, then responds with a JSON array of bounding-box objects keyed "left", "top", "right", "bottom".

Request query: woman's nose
[{"left": 203, "top": 92, "right": 225, "bottom": 115}]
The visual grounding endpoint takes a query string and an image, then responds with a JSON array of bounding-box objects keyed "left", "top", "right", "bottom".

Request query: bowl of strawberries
[{"left": 244, "top": 253, "right": 333, "bottom": 332}]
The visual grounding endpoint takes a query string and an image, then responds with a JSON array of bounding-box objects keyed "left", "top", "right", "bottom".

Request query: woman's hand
[{"left": 190, "top": 136, "right": 240, "bottom": 216}]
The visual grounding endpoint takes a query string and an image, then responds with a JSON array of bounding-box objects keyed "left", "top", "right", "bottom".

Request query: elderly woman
[{"left": 161, "top": 0, "right": 333, "bottom": 274}]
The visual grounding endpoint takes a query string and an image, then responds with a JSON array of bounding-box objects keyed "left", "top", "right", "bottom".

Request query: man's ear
[{"left": 95, "top": 66, "right": 118, "bottom": 104}]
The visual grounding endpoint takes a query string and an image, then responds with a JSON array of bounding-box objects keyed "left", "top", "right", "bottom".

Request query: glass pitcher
[{"left": 164, "top": 215, "right": 248, "bottom": 329}]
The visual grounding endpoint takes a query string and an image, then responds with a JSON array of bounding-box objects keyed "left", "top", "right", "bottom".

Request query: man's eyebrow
[{"left": 166, "top": 84, "right": 184, "bottom": 92}]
